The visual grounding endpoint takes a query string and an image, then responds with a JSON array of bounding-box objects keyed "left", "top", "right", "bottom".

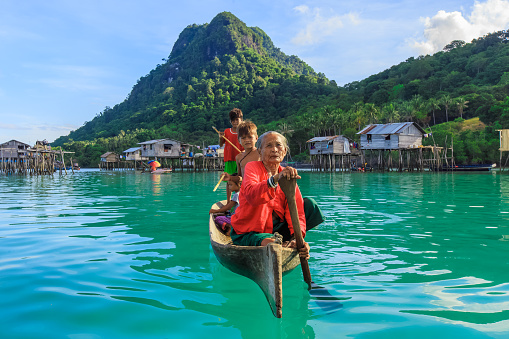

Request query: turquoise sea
[{"left": 1, "top": 170, "right": 509, "bottom": 339}]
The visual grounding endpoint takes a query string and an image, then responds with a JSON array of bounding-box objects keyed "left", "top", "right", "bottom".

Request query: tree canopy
[{"left": 52, "top": 13, "right": 509, "bottom": 166}]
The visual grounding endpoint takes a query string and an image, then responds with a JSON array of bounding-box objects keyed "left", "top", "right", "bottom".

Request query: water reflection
[
  {"left": 403, "top": 277, "right": 509, "bottom": 333},
  {"left": 3, "top": 171, "right": 509, "bottom": 338}
]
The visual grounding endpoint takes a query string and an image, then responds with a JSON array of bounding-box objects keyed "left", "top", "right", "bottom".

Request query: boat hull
[{"left": 209, "top": 201, "right": 300, "bottom": 318}]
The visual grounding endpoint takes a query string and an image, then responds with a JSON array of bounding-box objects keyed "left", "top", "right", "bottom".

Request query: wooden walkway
[
  {"left": 99, "top": 156, "right": 224, "bottom": 172},
  {"left": 1, "top": 149, "right": 75, "bottom": 175}
]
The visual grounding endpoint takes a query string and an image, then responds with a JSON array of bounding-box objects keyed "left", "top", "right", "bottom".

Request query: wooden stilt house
[
  {"left": 307, "top": 135, "right": 354, "bottom": 155},
  {"left": 100, "top": 152, "right": 120, "bottom": 170},
  {"left": 138, "top": 139, "right": 190, "bottom": 159},
  {"left": 0, "top": 139, "right": 30, "bottom": 161},
  {"left": 306, "top": 135, "right": 360, "bottom": 171},
  {"left": 357, "top": 122, "right": 425, "bottom": 150},
  {"left": 123, "top": 147, "right": 146, "bottom": 161}
]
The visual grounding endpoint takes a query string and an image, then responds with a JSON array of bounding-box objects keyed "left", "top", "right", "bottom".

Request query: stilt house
[
  {"left": 32, "top": 140, "right": 51, "bottom": 152},
  {"left": 138, "top": 139, "right": 190, "bottom": 158},
  {"left": 307, "top": 135, "right": 354, "bottom": 155},
  {"left": 0, "top": 140, "right": 30, "bottom": 161},
  {"left": 100, "top": 152, "right": 119, "bottom": 163},
  {"left": 357, "top": 122, "right": 425, "bottom": 150},
  {"left": 123, "top": 147, "right": 146, "bottom": 161}
]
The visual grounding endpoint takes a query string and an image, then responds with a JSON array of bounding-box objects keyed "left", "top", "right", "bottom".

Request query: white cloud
[
  {"left": 412, "top": 0, "right": 509, "bottom": 55},
  {"left": 291, "top": 6, "right": 359, "bottom": 45},
  {"left": 0, "top": 122, "right": 78, "bottom": 144}
]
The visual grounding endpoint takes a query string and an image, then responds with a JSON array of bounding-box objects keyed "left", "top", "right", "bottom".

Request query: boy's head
[
  {"left": 229, "top": 108, "right": 243, "bottom": 129},
  {"left": 237, "top": 120, "right": 258, "bottom": 150}
]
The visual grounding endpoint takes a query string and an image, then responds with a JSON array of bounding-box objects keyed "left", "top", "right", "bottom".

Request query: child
[
  {"left": 235, "top": 120, "right": 260, "bottom": 177},
  {"left": 219, "top": 108, "right": 244, "bottom": 201},
  {"left": 209, "top": 177, "right": 241, "bottom": 236},
  {"left": 221, "top": 120, "right": 260, "bottom": 186}
]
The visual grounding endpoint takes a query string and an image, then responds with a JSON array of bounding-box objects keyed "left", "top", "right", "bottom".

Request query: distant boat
[
  {"left": 437, "top": 164, "right": 495, "bottom": 172},
  {"left": 150, "top": 168, "right": 172, "bottom": 174}
]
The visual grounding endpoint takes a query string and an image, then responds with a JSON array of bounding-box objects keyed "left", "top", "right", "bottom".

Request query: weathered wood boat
[
  {"left": 209, "top": 200, "right": 301, "bottom": 318},
  {"left": 150, "top": 168, "right": 172, "bottom": 174},
  {"left": 434, "top": 164, "right": 495, "bottom": 172}
]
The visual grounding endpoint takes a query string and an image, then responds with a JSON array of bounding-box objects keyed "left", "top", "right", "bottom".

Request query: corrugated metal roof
[
  {"left": 123, "top": 147, "right": 141, "bottom": 153},
  {"left": 306, "top": 135, "right": 341, "bottom": 143},
  {"left": 357, "top": 122, "right": 424, "bottom": 135},
  {"left": 137, "top": 139, "right": 169, "bottom": 145}
]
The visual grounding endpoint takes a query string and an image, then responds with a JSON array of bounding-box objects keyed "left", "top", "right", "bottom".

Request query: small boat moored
[
  {"left": 150, "top": 168, "right": 172, "bottom": 174},
  {"left": 436, "top": 163, "right": 496, "bottom": 172}
]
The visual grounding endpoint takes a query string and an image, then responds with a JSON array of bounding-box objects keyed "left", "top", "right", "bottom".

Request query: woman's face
[{"left": 260, "top": 133, "right": 287, "bottom": 166}]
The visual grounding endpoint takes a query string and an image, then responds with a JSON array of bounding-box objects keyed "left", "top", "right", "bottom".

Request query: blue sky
[{"left": 1, "top": 0, "right": 509, "bottom": 144}]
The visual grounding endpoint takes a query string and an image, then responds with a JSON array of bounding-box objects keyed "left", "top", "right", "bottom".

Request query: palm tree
[
  {"left": 399, "top": 101, "right": 414, "bottom": 121},
  {"left": 318, "top": 105, "right": 336, "bottom": 135},
  {"left": 427, "top": 97, "right": 441, "bottom": 125},
  {"left": 278, "top": 122, "right": 294, "bottom": 140},
  {"left": 441, "top": 94, "right": 454, "bottom": 122},
  {"left": 352, "top": 101, "right": 367, "bottom": 130},
  {"left": 456, "top": 97, "right": 469, "bottom": 119},
  {"left": 278, "top": 122, "right": 294, "bottom": 161},
  {"left": 364, "top": 103, "right": 379, "bottom": 124},
  {"left": 382, "top": 103, "right": 400, "bottom": 123}
]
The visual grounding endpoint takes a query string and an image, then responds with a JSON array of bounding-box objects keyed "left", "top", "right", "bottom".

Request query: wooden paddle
[
  {"left": 212, "top": 126, "right": 242, "bottom": 153},
  {"left": 213, "top": 174, "right": 226, "bottom": 192},
  {"left": 279, "top": 176, "right": 344, "bottom": 311},
  {"left": 278, "top": 176, "right": 313, "bottom": 289}
]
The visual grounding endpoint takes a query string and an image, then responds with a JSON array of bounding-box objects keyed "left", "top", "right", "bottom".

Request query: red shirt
[
  {"left": 231, "top": 161, "right": 306, "bottom": 237},
  {"left": 223, "top": 128, "right": 243, "bottom": 162}
]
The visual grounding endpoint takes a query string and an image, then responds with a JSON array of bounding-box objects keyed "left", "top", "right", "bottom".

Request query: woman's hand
[
  {"left": 286, "top": 239, "right": 310, "bottom": 260},
  {"left": 222, "top": 172, "right": 231, "bottom": 181},
  {"left": 276, "top": 166, "right": 301, "bottom": 182}
]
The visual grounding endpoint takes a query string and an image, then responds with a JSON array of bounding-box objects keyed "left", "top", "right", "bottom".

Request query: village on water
[{"left": 2, "top": 122, "right": 509, "bottom": 175}]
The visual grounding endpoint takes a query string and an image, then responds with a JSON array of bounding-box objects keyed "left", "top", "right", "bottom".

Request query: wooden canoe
[{"left": 209, "top": 201, "right": 301, "bottom": 318}]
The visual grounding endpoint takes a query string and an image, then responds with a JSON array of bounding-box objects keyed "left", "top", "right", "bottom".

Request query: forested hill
[
  {"left": 53, "top": 12, "right": 509, "bottom": 167},
  {"left": 52, "top": 11, "right": 331, "bottom": 147}
]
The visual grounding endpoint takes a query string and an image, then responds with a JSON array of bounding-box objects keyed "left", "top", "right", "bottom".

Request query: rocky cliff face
[{"left": 169, "top": 12, "right": 266, "bottom": 64}]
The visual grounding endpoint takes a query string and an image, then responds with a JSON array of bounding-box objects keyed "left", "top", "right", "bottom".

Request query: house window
[
  {"left": 385, "top": 135, "right": 391, "bottom": 140},
  {"left": 164, "top": 144, "right": 172, "bottom": 152},
  {"left": 149, "top": 144, "right": 153, "bottom": 150},
  {"left": 367, "top": 134, "right": 372, "bottom": 142}
]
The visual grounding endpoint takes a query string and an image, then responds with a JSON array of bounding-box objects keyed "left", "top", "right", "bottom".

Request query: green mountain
[
  {"left": 54, "top": 12, "right": 509, "bottom": 167},
  {"left": 53, "top": 12, "right": 332, "bottom": 148}
]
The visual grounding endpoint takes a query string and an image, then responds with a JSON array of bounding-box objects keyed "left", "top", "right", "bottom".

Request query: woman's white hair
[{"left": 256, "top": 131, "right": 289, "bottom": 153}]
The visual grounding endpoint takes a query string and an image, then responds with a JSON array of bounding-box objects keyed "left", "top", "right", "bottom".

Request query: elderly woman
[{"left": 230, "top": 131, "right": 324, "bottom": 257}]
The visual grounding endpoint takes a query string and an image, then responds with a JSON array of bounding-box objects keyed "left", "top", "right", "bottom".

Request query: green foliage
[{"left": 51, "top": 15, "right": 509, "bottom": 166}]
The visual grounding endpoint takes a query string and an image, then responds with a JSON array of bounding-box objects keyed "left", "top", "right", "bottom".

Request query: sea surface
[{"left": 1, "top": 169, "right": 509, "bottom": 339}]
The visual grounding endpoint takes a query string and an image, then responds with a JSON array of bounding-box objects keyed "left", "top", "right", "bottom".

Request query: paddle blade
[{"left": 308, "top": 281, "right": 345, "bottom": 314}]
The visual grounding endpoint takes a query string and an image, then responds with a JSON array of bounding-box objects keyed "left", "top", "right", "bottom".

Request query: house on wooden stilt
[
  {"left": 307, "top": 135, "right": 360, "bottom": 171},
  {"left": 138, "top": 139, "right": 192, "bottom": 170},
  {"left": 100, "top": 152, "right": 120, "bottom": 170},
  {"left": 357, "top": 122, "right": 427, "bottom": 171},
  {"left": 123, "top": 147, "right": 147, "bottom": 170}
]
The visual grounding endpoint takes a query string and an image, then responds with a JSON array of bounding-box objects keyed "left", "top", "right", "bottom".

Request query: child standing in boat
[
  {"left": 219, "top": 108, "right": 244, "bottom": 202},
  {"left": 209, "top": 176, "right": 241, "bottom": 236}
]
